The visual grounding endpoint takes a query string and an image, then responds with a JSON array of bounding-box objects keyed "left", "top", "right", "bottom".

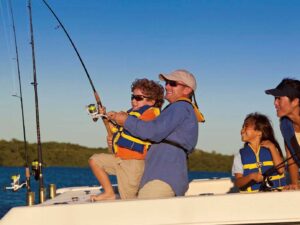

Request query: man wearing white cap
[{"left": 108, "top": 69, "right": 204, "bottom": 198}]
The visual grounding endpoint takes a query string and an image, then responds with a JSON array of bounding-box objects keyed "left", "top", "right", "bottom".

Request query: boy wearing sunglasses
[
  {"left": 89, "top": 79, "right": 164, "bottom": 201},
  {"left": 108, "top": 69, "right": 204, "bottom": 199}
]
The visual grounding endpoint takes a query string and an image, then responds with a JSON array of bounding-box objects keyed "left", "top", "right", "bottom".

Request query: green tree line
[{"left": 0, "top": 139, "right": 233, "bottom": 172}]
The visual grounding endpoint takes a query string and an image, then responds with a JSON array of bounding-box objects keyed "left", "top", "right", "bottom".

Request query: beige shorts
[
  {"left": 138, "top": 179, "right": 175, "bottom": 199},
  {"left": 90, "top": 153, "right": 144, "bottom": 199}
]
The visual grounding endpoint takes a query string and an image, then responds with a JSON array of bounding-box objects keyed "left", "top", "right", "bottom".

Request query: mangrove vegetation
[{"left": 0, "top": 139, "right": 233, "bottom": 172}]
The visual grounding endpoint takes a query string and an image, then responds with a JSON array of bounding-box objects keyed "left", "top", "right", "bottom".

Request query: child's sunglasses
[{"left": 131, "top": 94, "right": 151, "bottom": 101}]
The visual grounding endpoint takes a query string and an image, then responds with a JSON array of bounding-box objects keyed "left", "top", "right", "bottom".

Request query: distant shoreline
[{"left": 0, "top": 139, "right": 233, "bottom": 172}]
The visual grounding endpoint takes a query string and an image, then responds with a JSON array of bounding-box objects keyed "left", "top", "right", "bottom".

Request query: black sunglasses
[
  {"left": 165, "top": 80, "right": 189, "bottom": 88},
  {"left": 165, "top": 80, "right": 178, "bottom": 87},
  {"left": 131, "top": 94, "right": 151, "bottom": 101}
]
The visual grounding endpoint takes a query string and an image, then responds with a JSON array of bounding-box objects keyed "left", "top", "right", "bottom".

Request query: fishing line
[
  {"left": 41, "top": 0, "right": 114, "bottom": 137},
  {"left": 0, "top": 0, "right": 17, "bottom": 95},
  {"left": 8, "top": 0, "right": 31, "bottom": 193}
]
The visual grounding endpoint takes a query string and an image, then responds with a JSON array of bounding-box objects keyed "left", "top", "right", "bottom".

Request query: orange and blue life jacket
[
  {"left": 240, "top": 144, "right": 286, "bottom": 192},
  {"left": 112, "top": 105, "right": 160, "bottom": 160}
]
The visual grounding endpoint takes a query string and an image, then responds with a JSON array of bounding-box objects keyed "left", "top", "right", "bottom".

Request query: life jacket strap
[
  {"left": 176, "top": 97, "right": 205, "bottom": 123},
  {"left": 281, "top": 117, "right": 300, "bottom": 166}
]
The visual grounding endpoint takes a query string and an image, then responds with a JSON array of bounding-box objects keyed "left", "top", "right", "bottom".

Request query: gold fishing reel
[
  {"left": 86, "top": 104, "right": 99, "bottom": 122},
  {"left": 31, "top": 160, "right": 40, "bottom": 181}
]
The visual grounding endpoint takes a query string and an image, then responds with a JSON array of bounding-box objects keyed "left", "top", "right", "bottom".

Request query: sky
[{"left": 0, "top": 0, "right": 300, "bottom": 155}]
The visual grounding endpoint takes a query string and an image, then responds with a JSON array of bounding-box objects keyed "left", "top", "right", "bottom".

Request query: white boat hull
[{"left": 1, "top": 178, "right": 300, "bottom": 225}]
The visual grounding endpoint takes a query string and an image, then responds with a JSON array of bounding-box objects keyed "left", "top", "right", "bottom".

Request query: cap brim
[
  {"left": 265, "top": 88, "right": 285, "bottom": 97},
  {"left": 159, "top": 74, "right": 167, "bottom": 81},
  {"left": 159, "top": 74, "right": 177, "bottom": 82}
]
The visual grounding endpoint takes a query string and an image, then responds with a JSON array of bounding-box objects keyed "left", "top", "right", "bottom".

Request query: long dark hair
[{"left": 244, "top": 112, "right": 283, "bottom": 158}]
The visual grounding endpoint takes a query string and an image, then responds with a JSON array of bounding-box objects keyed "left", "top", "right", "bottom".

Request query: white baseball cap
[{"left": 159, "top": 69, "right": 197, "bottom": 91}]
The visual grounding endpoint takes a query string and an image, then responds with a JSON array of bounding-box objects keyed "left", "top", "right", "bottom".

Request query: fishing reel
[
  {"left": 5, "top": 160, "right": 42, "bottom": 191},
  {"left": 31, "top": 160, "right": 40, "bottom": 181},
  {"left": 4, "top": 174, "right": 26, "bottom": 192},
  {"left": 86, "top": 104, "right": 117, "bottom": 129},
  {"left": 86, "top": 104, "right": 108, "bottom": 121},
  {"left": 260, "top": 176, "right": 275, "bottom": 192},
  {"left": 86, "top": 104, "right": 99, "bottom": 122}
]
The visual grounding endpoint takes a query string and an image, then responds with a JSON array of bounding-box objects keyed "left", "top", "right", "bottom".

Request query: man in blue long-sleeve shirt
[{"left": 108, "top": 69, "right": 204, "bottom": 198}]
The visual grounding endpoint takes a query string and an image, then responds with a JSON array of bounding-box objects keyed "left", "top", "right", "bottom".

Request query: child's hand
[
  {"left": 107, "top": 111, "right": 128, "bottom": 126},
  {"left": 261, "top": 140, "right": 275, "bottom": 150},
  {"left": 250, "top": 172, "right": 264, "bottom": 182},
  {"left": 98, "top": 106, "right": 106, "bottom": 115}
]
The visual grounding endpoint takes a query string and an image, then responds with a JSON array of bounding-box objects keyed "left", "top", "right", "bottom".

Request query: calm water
[{"left": 0, "top": 167, "right": 230, "bottom": 219}]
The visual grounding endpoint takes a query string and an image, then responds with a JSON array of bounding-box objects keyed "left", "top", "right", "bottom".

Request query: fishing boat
[
  {"left": 2, "top": 1, "right": 300, "bottom": 224},
  {"left": 1, "top": 177, "right": 300, "bottom": 225}
]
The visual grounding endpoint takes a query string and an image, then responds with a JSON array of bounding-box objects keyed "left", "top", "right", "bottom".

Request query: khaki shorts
[
  {"left": 90, "top": 153, "right": 144, "bottom": 199},
  {"left": 138, "top": 179, "right": 175, "bottom": 199}
]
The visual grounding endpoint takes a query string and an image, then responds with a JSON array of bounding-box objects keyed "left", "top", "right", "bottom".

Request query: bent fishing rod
[
  {"left": 41, "top": 0, "right": 113, "bottom": 137},
  {"left": 28, "top": 0, "right": 45, "bottom": 203},
  {"left": 9, "top": 0, "right": 31, "bottom": 193}
]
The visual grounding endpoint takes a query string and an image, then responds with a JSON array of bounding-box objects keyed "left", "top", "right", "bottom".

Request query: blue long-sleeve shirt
[{"left": 124, "top": 101, "right": 198, "bottom": 196}]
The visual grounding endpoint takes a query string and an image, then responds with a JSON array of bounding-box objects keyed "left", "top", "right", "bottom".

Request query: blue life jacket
[
  {"left": 280, "top": 117, "right": 300, "bottom": 166},
  {"left": 240, "top": 144, "right": 286, "bottom": 192}
]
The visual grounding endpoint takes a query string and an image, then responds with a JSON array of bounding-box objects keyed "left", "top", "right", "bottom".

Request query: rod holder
[
  {"left": 26, "top": 191, "right": 35, "bottom": 206},
  {"left": 49, "top": 184, "right": 56, "bottom": 199},
  {"left": 40, "top": 187, "right": 45, "bottom": 203}
]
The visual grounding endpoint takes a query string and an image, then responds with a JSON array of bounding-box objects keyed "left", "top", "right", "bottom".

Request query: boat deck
[{"left": 1, "top": 178, "right": 300, "bottom": 225}]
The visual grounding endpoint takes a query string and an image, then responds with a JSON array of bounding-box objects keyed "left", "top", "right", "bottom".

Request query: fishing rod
[
  {"left": 242, "top": 149, "right": 300, "bottom": 192},
  {"left": 41, "top": 0, "right": 113, "bottom": 138},
  {"left": 8, "top": 0, "right": 31, "bottom": 194},
  {"left": 262, "top": 142, "right": 300, "bottom": 190},
  {"left": 28, "top": 0, "right": 45, "bottom": 203}
]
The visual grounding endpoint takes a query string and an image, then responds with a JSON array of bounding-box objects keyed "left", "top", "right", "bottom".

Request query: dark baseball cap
[{"left": 265, "top": 79, "right": 300, "bottom": 98}]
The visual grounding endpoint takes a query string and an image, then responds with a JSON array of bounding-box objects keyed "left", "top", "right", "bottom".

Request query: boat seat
[{"left": 185, "top": 177, "right": 238, "bottom": 196}]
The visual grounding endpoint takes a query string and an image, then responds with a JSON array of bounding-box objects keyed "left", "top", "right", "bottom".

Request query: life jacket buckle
[{"left": 256, "top": 162, "right": 263, "bottom": 168}]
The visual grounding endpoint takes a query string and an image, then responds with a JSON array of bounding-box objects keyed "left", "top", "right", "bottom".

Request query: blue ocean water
[{"left": 0, "top": 167, "right": 230, "bottom": 219}]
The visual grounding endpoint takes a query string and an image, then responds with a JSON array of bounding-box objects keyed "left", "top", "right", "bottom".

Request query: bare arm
[
  {"left": 286, "top": 145, "right": 299, "bottom": 187},
  {"left": 261, "top": 140, "right": 285, "bottom": 174},
  {"left": 234, "top": 172, "right": 263, "bottom": 189}
]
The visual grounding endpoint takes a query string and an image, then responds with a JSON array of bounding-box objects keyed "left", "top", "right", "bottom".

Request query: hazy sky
[{"left": 0, "top": 0, "right": 300, "bottom": 155}]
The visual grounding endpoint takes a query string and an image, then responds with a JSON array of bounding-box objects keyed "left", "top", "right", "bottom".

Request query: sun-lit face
[
  {"left": 274, "top": 96, "right": 299, "bottom": 118},
  {"left": 240, "top": 120, "right": 261, "bottom": 144},
  {"left": 131, "top": 88, "right": 155, "bottom": 110},
  {"left": 164, "top": 80, "right": 191, "bottom": 103}
]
